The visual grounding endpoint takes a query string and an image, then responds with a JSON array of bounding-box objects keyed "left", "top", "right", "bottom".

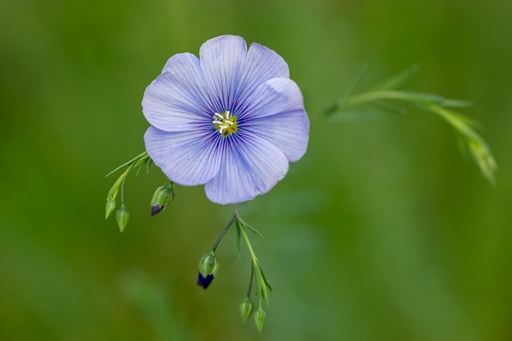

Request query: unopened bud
[
  {"left": 116, "top": 204, "right": 129, "bottom": 232},
  {"left": 239, "top": 297, "right": 254, "bottom": 322},
  {"left": 254, "top": 306, "right": 266, "bottom": 332},
  {"left": 150, "top": 183, "right": 174, "bottom": 216},
  {"left": 197, "top": 251, "right": 218, "bottom": 289}
]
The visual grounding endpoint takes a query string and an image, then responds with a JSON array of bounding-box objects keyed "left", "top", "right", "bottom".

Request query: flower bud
[
  {"left": 116, "top": 204, "right": 129, "bottom": 232},
  {"left": 254, "top": 306, "right": 266, "bottom": 332},
  {"left": 197, "top": 251, "right": 218, "bottom": 289},
  {"left": 150, "top": 183, "right": 174, "bottom": 216},
  {"left": 239, "top": 297, "right": 254, "bottom": 322},
  {"left": 105, "top": 199, "right": 116, "bottom": 219}
]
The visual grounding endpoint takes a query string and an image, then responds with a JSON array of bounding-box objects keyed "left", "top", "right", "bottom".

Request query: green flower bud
[
  {"left": 150, "top": 183, "right": 174, "bottom": 216},
  {"left": 116, "top": 204, "right": 129, "bottom": 232},
  {"left": 239, "top": 297, "right": 254, "bottom": 322},
  {"left": 254, "top": 306, "right": 266, "bottom": 332},
  {"left": 105, "top": 199, "right": 116, "bottom": 219},
  {"left": 198, "top": 251, "right": 218, "bottom": 278}
]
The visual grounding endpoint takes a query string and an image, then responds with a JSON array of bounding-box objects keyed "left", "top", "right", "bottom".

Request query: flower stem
[
  {"left": 246, "top": 263, "right": 254, "bottom": 297},
  {"left": 212, "top": 214, "right": 237, "bottom": 252},
  {"left": 120, "top": 162, "right": 135, "bottom": 204},
  {"left": 238, "top": 223, "right": 258, "bottom": 262}
]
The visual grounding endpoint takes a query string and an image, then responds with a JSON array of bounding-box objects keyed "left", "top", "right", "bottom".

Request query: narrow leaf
[
  {"left": 106, "top": 172, "right": 125, "bottom": 201},
  {"left": 106, "top": 151, "right": 148, "bottom": 177},
  {"left": 258, "top": 264, "right": 273, "bottom": 293},
  {"left": 237, "top": 217, "right": 264, "bottom": 237},
  {"left": 253, "top": 262, "right": 263, "bottom": 298},
  {"left": 372, "top": 63, "right": 419, "bottom": 91}
]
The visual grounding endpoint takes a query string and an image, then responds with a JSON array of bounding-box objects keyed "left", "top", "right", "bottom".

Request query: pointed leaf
[
  {"left": 106, "top": 151, "right": 148, "bottom": 177},
  {"left": 106, "top": 172, "right": 125, "bottom": 201},
  {"left": 237, "top": 217, "right": 264, "bottom": 237},
  {"left": 253, "top": 262, "right": 263, "bottom": 297},
  {"left": 372, "top": 63, "right": 419, "bottom": 91},
  {"left": 258, "top": 264, "right": 273, "bottom": 293}
]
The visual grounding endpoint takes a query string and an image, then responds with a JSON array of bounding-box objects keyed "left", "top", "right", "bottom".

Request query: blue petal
[
  {"left": 235, "top": 41, "right": 290, "bottom": 105},
  {"left": 197, "top": 273, "right": 214, "bottom": 289},
  {"left": 142, "top": 53, "right": 212, "bottom": 132},
  {"left": 238, "top": 78, "right": 309, "bottom": 162},
  {"left": 199, "top": 35, "right": 289, "bottom": 114},
  {"left": 144, "top": 126, "right": 221, "bottom": 186},
  {"left": 204, "top": 133, "right": 289, "bottom": 204}
]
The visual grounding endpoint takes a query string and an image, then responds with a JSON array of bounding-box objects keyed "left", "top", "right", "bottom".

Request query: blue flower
[{"left": 142, "top": 35, "right": 310, "bottom": 204}]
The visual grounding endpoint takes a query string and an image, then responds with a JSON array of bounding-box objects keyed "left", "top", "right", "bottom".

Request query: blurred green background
[{"left": 1, "top": 0, "right": 511, "bottom": 340}]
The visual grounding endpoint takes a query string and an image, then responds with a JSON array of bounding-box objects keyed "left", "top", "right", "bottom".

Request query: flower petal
[
  {"left": 199, "top": 35, "right": 248, "bottom": 113},
  {"left": 204, "top": 134, "right": 289, "bottom": 204},
  {"left": 198, "top": 35, "right": 290, "bottom": 115},
  {"left": 234, "top": 41, "right": 290, "bottom": 105},
  {"left": 142, "top": 53, "right": 212, "bottom": 132},
  {"left": 144, "top": 126, "right": 221, "bottom": 186},
  {"left": 238, "top": 78, "right": 309, "bottom": 162}
]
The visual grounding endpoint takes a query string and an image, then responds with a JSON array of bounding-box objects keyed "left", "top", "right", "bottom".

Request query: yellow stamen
[{"left": 213, "top": 111, "right": 238, "bottom": 136}]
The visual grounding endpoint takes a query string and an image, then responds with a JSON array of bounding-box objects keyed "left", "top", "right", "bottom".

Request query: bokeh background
[{"left": 1, "top": 0, "right": 511, "bottom": 340}]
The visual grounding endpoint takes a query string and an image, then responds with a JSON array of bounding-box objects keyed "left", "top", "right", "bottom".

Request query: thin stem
[
  {"left": 239, "top": 223, "right": 258, "bottom": 262},
  {"left": 119, "top": 162, "right": 135, "bottom": 204},
  {"left": 246, "top": 263, "right": 254, "bottom": 297},
  {"left": 212, "top": 214, "right": 237, "bottom": 252}
]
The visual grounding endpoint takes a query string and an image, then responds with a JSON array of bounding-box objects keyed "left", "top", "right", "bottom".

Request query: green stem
[
  {"left": 246, "top": 263, "right": 254, "bottom": 297},
  {"left": 239, "top": 223, "right": 258, "bottom": 263},
  {"left": 212, "top": 214, "right": 237, "bottom": 252},
  {"left": 120, "top": 162, "right": 135, "bottom": 204}
]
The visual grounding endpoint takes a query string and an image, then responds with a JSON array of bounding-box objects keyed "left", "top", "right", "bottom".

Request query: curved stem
[{"left": 212, "top": 214, "right": 237, "bottom": 252}]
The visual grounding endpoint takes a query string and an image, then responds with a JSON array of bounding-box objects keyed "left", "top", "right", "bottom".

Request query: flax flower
[{"left": 143, "top": 35, "right": 309, "bottom": 204}]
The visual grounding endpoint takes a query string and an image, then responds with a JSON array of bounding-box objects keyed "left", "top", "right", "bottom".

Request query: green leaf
[
  {"left": 134, "top": 154, "right": 152, "bottom": 175},
  {"left": 145, "top": 158, "right": 153, "bottom": 174},
  {"left": 253, "top": 261, "right": 269, "bottom": 306},
  {"left": 105, "top": 199, "right": 116, "bottom": 219},
  {"left": 106, "top": 151, "right": 148, "bottom": 177},
  {"left": 237, "top": 217, "right": 264, "bottom": 237},
  {"left": 372, "top": 63, "right": 419, "bottom": 91},
  {"left": 253, "top": 262, "right": 263, "bottom": 296},
  {"left": 427, "top": 104, "right": 497, "bottom": 184},
  {"left": 106, "top": 172, "right": 126, "bottom": 201},
  {"left": 258, "top": 264, "right": 273, "bottom": 293},
  {"left": 374, "top": 100, "right": 407, "bottom": 115}
]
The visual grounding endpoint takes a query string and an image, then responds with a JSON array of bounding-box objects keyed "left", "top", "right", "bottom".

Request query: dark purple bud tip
[
  {"left": 197, "top": 273, "right": 214, "bottom": 289},
  {"left": 151, "top": 205, "right": 163, "bottom": 216}
]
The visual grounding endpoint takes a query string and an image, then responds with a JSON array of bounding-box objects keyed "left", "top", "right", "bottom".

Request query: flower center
[{"left": 212, "top": 111, "right": 238, "bottom": 136}]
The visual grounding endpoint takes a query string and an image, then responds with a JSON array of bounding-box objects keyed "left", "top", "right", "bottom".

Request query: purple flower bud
[
  {"left": 197, "top": 273, "right": 215, "bottom": 289},
  {"left": 151, "top": 204, "right": 162, "bottom": 216},
  {"left": 150, "top": 183, "right": 174, "bottom": 216}
]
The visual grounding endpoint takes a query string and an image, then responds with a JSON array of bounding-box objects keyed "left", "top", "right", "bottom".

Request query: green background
[{"left": 1, "top": 0, "right": 511, "bottom": 340}]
